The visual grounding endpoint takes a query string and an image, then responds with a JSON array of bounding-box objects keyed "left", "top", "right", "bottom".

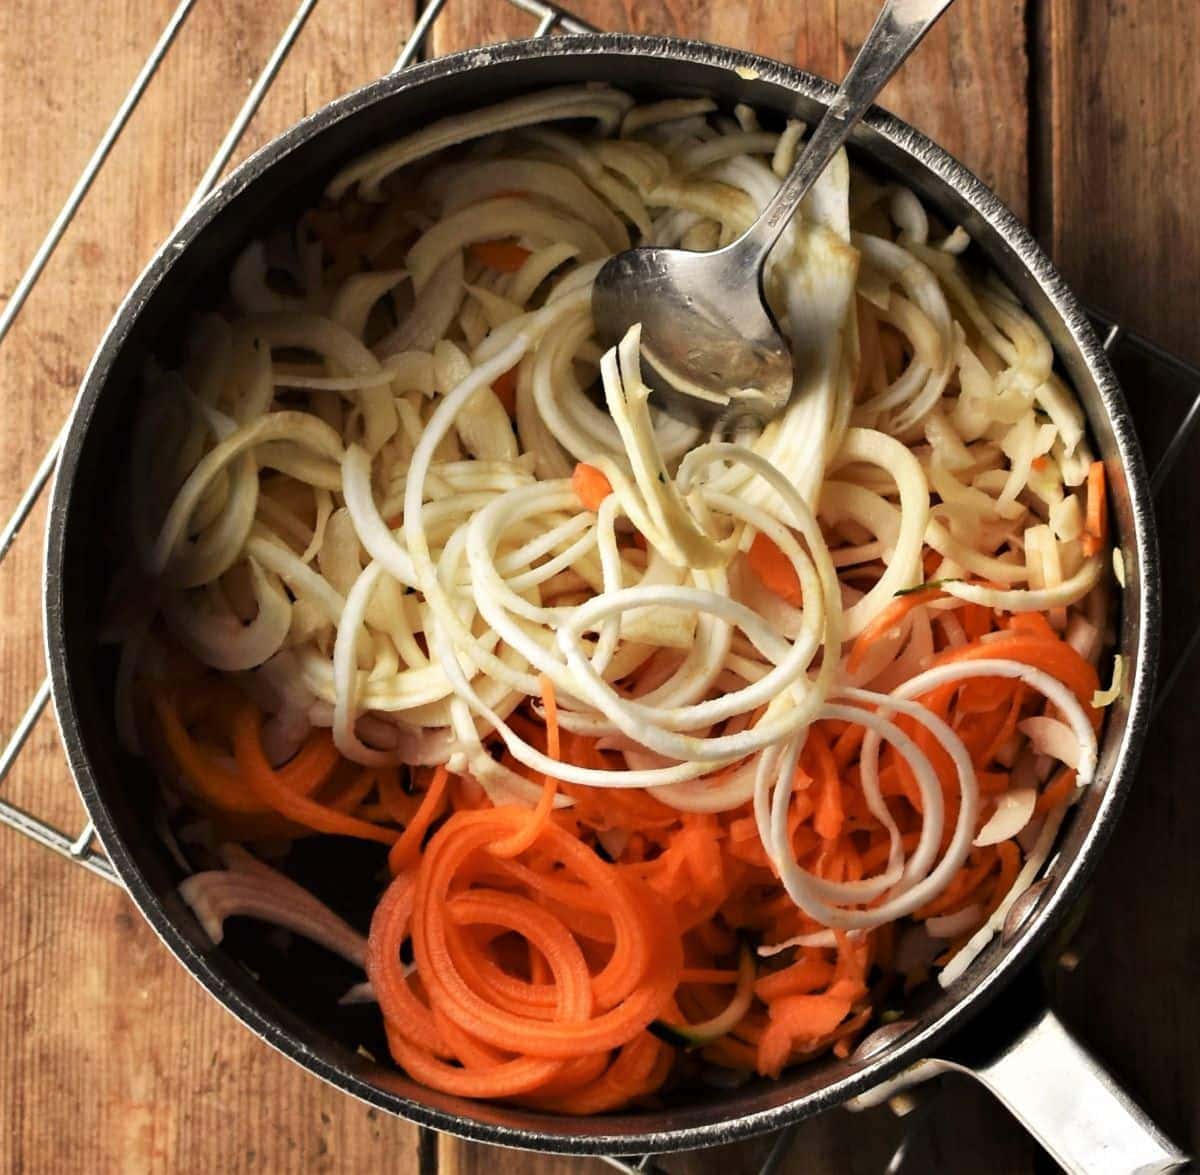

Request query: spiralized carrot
[
  {"left": 233, "top": 704, "right": 399, "bottom": 845},
  {"left": 156, "top": 692, "right": 341, "bottom": 817},
  {"left": 388, "top": 765, "right": 451, "bottom": 873},
  {"left": 490, "top": 675, "right": 559, "bottom": 859},
  {"left": 933, "top": 630, "right": 1101, "bottom": 721},
  {"left": 155, "top": 694, "right": 267, "bottom": 815},
  {"left": 360, "top": 801, "right": 690, "bottom": 1100},
  {"left": 417, "top": 815, "right": 679, "bottom": 1056}
]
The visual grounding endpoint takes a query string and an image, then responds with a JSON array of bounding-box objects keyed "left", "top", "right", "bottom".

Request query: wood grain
[
  {"left": 432, "top": 0, "right": 1031, "bottom": 213},
  {"left": 0, "top": 3, "right": 422, "bottom": 1172},
  {"left": 1037, "top": 0, "right": 1200, "bottom": 1152},
  {"left": 1038, "top": 0, "right": 1200, "bottom": 364},
  {"left": 0, "top": 0, "right": 1196, "bottom": 1172}
]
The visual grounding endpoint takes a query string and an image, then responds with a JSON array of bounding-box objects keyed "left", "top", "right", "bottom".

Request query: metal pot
[{"left": 43, "top": 32, "right": 1185, "bottom": 1170}]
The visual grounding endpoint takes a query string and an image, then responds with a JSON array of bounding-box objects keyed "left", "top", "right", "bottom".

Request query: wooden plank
[
  {"left": 0, "top": 2, "right": 420, "bottom": 1172},
  {"left": 24, "top": 2, "right": 1199, "bottom": 1174},
  {"left": 1039, "top": 0, "right": 1200, "bottom": 364},
  {"left": 1038, "top": 3, "right": 1200, "bottom": 1160},
  {"left": 430, "top": 0, "right": 1030, "bottom": 215}
]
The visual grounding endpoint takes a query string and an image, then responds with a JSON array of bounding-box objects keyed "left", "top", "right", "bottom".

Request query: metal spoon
[{"left": 592, "top": 0, "right": 957, "bottom": 431}]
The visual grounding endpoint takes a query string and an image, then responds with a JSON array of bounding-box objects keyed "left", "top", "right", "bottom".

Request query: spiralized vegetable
[{"left": 117, "top": 86, "right": 1116, "bottom": 1109}]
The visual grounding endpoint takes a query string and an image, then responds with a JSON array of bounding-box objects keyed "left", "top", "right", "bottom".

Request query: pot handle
[
  {"left": 854, "top": 1000, "right": 1191, "bottom": 1174},
  {"left": 940, "top": 1005, "right": 1190, "bottom": 1174}
]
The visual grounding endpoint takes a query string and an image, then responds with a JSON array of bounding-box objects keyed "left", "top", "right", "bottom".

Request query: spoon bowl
[
  {"left": 591, "top": 239, "right": 794, "bottom": 431},
  {"left": 592, "top": 0, "right": 956, "bottom": 430}
]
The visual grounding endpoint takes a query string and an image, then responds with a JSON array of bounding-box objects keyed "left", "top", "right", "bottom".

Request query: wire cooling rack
[{"left": 3, "top": 2, "right": 1200, "bottom": 1172}]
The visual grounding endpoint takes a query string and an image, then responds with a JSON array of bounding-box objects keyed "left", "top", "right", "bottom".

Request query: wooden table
[{"left": 1, "top": 1, "right": 1196, "bottom": 1171}]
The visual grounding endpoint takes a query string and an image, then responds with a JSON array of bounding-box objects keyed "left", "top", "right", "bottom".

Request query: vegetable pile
[{"left": 113, "top": 86, "right": 1118, "bottom": 1108}]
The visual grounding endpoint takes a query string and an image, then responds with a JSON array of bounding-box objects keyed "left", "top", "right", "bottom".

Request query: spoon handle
[{"left": 733, "top": 0, "right": 956, "bottom": 267}]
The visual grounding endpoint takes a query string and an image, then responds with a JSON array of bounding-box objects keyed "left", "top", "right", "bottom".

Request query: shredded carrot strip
[
  {"left": 1083, "top": 461, "right": 1108, "bottom": 557},
  {"left": 492, "top": 366, "right": 519, "bottom": 416},
  {"left": 468, "top": 239, "right": 531, "bottom": 273},
  {"left": 1036, "top": 766, "right": 1078, "bottom": 814},
  {"left": 571, "top": 462, "right": 612, "bottom": 512},
  {"left": 807, "top": 727, "right": 844, "bottom": 841}
]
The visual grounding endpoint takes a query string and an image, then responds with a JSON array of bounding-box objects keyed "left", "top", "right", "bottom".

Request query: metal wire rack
[{"left": 3, "top": 1, "right": 1200, "bottom": 1171}]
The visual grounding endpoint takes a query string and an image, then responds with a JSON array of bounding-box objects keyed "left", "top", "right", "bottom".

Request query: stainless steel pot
[{"left": 43, "top": 32, "right": 1186, "bottom": 1170}]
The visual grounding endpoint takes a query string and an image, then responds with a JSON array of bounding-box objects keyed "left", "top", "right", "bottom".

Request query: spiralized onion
[
  {"left": 926, "top": 905, "right": 983, "bottom": 939},
  {"left": 1018, "top": 715, "right": 1083, "bottom": 771},
  {"left": 181, "top": 846, "right": 367, "bottom": 969},
  {"left": 163, "top": 558, "right": 291, "bottom": 671},
  {"left": 974, "top": 787, "right": 1038, "bottom": 847}
]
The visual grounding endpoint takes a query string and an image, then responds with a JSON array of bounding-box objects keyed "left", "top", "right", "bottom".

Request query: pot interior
[{"left": 46, "top": 34, "right": 1156, "bottom": 1154}]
